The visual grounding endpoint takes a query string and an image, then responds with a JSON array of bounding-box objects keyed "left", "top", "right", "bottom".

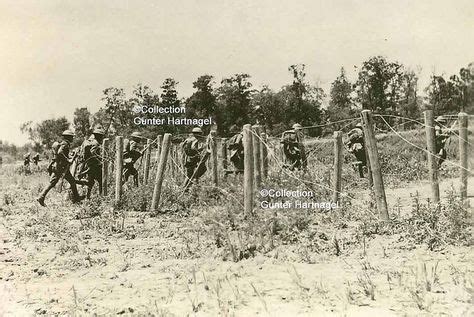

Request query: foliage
[
  {"left": 326, "top": 67, "right": 357, "bottom": 131},
  {"left": 73, "top": 107, "right": 92, "bottom": 147},
  {"left": 425, "top": 62, "right": 474, "bottom": 114}
]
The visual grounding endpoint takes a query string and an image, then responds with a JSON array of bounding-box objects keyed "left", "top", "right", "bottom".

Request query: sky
[{"left": 0, "top": 0, "right": 473, "bottom": 145}]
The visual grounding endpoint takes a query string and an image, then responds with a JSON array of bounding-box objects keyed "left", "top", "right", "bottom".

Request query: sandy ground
[{"left": 0, "top": 165, "right": 473, "bottom": 316}]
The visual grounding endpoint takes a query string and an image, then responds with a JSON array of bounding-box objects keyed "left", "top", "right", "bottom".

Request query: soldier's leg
[
  {"left": 86, "top": 173, "right": 95, "bottom": 199},
  {"left": 194, "top": 161, "right": 208, "bottom": 180},
  {"left": 37, "top": 172, "right": 61, "bottom": 203},
  {"left": 64, "top": 170, "right": 81, "bottom": 202},
  {"left": 96, "top": 168, "right": 102, "bottom": 195},
  {"left": 131, "top": 167, "right": 139, "bottom": 187}
]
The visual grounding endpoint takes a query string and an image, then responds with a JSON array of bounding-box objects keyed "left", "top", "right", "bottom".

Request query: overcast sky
[{"left": 1, "top": 0, "right": 472, "bottom": 145}]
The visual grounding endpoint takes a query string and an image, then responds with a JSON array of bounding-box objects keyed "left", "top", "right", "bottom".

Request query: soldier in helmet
[
  {"left": 434, "top": 116, "right": 451, "bottom": 167},
  {"left": 345, "top": 122, "right": 367, "bottom": 178},
  {"left": 37, "top": 130, "right": 82, "bottom": 206},
  {"left": 23, "top": 152, "right": 31, "bottom": 167},
  {"left": 280, "top": 123, "right": 306, "bottom": 171},
  {"left": 182, "top": 127, "right": 210, "bottom": 189},
  {"left": 77, "top": 127, "right": 105, "bottom": 198},
  {"left": 123, "top": 131, "right": 146, "bottom": 187},
  {"left": 227, "top": 126, "right": 244, "bottom": 174},
  {"left": 32, "top": 153, "right": 41, "bottom": 166}
]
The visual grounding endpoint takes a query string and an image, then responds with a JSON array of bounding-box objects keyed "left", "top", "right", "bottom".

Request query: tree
[
  {"left": 216, "top": 74, "right": 254, "bottom": 135},
  {"left": 327, "top": 67, "right": 356, "bottom": 130},
  {"left": 160, "top": 78, "right": 180, "bottom": 108},
  {"left": 251, "top": 85, "right": 286, "bottom": 134},
  {"left": 354, "top": 56, "right": 405, "bottom": 118},
  {"left": 186, "top": 75, "right": 217, "bottom": 120},
  {"left": 73, "top": 107, "right": 91, "bottom": 146},
  {"left": 398, "top": 69, "right": 421, "bottom": 129},
  {"left": 35, "top": 117, "right": 71, "bottom": 148},
  {"left": 278, "top": 64, "right": 324, "bottom": 136}
]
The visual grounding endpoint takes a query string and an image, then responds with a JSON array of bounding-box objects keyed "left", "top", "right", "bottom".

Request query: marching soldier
[
  {"left": 345, "top": 123, "right": 367, "bottom": 178},
  {"left": 32, "top": 153, "right": 41, "bottom": 165},
  {"left": 227, "top": 127, "right": 244, "bottom": 174},
  {"left": 280, "top": 123, "right": 306, "bottom": 171},
  {"left": 77, "top": 127, "right": 105, "bottom": 198},
  {"left": 182, "top": 127, "right": 210, "bottom": 189},
  {"left": 37, "top": 130, "right": 82, "bottom": 206},
  {"left": 123, "top": 131, "right": 146, "bottom": 187}
]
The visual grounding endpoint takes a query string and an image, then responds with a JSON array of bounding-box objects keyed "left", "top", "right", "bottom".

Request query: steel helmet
[
  {"left": 93, "top": 127, "right": 105, "bottom": 135},
  {"left": 62, "top": 130, "right": 75, "bottom": 137},
  {"left": 131, "top": 131, "right": 143, "bottom": 138},
  {"left": 292, "top": 123, "right": 303, "bottom": 130},
  {"left": 435, "top": 116, "right": 447, "bottom": 124},
  {"left": 192, "top": 127, "right": 203, "bottom": 133}
]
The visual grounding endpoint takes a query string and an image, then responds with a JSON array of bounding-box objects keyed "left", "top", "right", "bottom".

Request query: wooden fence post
[
  {"left": 243, "top": 124, "right": 254, "bottom": 215},
  {"left": 332, "top": 131, "right": 343, "bottom": 203},
  {"left": 424, "top": 110, "right": 440, "bottom": 203},
  {"left": 260, "top": 132, "right": 268, "bottom": 179},
  {"left": 151, "top": 133, "right": 171, "bottom": 212},
  {"left": 210, "top": 130, "right": 219, "bottom": 186},
  {"left": 221, "top": 138, "right": 228, "bottom": 177},
  {"left": 252, "top": 125, "right": 262, "bottom": 187},
  {"left": 115, "top": 136, "right": 123, "bottom": 204},
  {"left": 101, "top": 138, "right": 109, "bottom": 196},
  {"left": 143, "top": 139, "right": 151, "bottom": 184},
  {"left": 154, "top": 135, "right": 162, "bottom": 176},
  {"left": 458, "top": 112, "right": 468, "bottom": 203},
  {"left": 361, "top": 110, "right": 389, "bottom": 220}
]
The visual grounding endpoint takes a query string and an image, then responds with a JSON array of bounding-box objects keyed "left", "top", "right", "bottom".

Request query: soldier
[
  {"left": 77, "top": 127, "right": 105, "bottom": 198},
  {"left": 123, "top": 131, "right": 146, "bottom": 187},
  {"left": 32, "top": 153, "right": 41, "bottom": 165},
  {"left": 345, "top": 123, "right": 367, "bottom": 178},
  {"left": 182, "top": 127, "right": 210, "bottom": 189},
  {"left": 434, "top": 116, "right": 451, "bottom": 167},
  {"left": 227, "top": 126, "right": 244, "bottom": 174},
  {"left": 23, "top": 152, "right": 31, "bottom": 167},
  {"left": 37, "top": 130, "right": 82, "bottom": 206},
  {"left": 280, "top": 123, "right": 306, "bottom": 171}
]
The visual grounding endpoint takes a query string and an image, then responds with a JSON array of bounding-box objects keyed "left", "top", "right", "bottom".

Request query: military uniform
[
  {"left": 183, "top": 129, "right": 210, "bottom": 188},
  {"left": 281, "top": 124, "right": 306, "bottom": 171},
  {"left": 228, "top": 132, "right": 244, "bottom": 174},
  {"left": 37, "top": 132, "right": 81, "bottom": 206},
  {"left": 23, "top": 153, "right": 31, "bottom": 167},
  {"left": 32, "top": 153, "right": 40, "bottom": 165},
  {"left": 434, "top": 117, "right": 450, "bottom": 167},
  {"left": 345, "top": 125, "right": 367, "bottom": 178},
  {"left": 123, "top": 138, "right": 143, "bottom": 187},
  {"left": 78, "top": 133, "right": 103, "bottom": 198}
]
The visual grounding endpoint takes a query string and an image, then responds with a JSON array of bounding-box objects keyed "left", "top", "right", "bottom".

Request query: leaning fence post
[
  {"left": 424, "top": 110, "right": 440, "bottom": 204},
  {"left": 115, "top": 136, "right": 123, "bottom": 204},
  {"left": 243, "top": 124, "right": 254, "bottom": 215},
  {"left": 154, "top": 135, "right": 163, "bottom": 176},
  {"left": 150, "top": 133, "right": 171, "bottom": 212},
  {"left": 252, "top": 125, "right": 262, "bottom": 187},
  {"left": 221, "top": 138, "right": 228, "bottom": 177},
  {"left": 361, "top": 110, "right": 389, "bottom": 220},
  {"left": 260, "top": 132, "right": 268, "bottom": 179},
  {"left": 143, "top": 139, "right": 151, "bottom": 184},
  {"left": 332, "top": 131, "right": 343, "bottom": 203},
  {"left": 101, "top": 138, "right": 109, "bottom": 196},
  {"left": 210, "top": 130, "right": 219, "bottom": 186},
  {"left": 458, "top": 112, "right": 468, "bottom": 203}
]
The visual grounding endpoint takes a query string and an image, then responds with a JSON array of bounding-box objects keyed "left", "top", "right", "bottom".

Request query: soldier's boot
[{"left": 36, "top": 182, "right": 56, "bottom": 207}]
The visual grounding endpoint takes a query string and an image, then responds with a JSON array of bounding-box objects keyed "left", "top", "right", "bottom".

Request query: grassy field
[{"left": 0, "top": 127, "right": 473, "bottom": 316}]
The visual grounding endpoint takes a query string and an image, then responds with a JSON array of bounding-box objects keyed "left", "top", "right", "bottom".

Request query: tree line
[{"left": 17, "top": 56, "right": 473, "bottom": 153}]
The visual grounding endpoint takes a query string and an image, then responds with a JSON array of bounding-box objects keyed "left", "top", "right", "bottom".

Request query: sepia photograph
[{"left": 0, "top": 0, "right": 473, "bottom": 315}]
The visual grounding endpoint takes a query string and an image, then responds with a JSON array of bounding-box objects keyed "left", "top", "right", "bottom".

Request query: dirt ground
[{"left": 0, "top": 163, "right": 473, "bottom": 316}]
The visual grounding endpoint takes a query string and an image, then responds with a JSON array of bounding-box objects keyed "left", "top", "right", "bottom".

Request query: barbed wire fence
[{"left": 94, "top": 110, "right": 470, "bottom": 220}]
